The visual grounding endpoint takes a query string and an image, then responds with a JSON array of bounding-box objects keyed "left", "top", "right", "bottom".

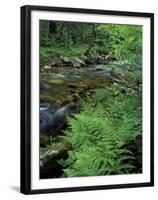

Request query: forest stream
[
  {"left": 40, "top": 61, "right": 142, "bottom": 179},
  {"left": 40, "top": 63, "right": 115, "bottom": 106},
  {"left": 40, "top": 63, "right": 114, "bottom": 179},
  {"left": 39, "top": 20, "right": 142, "bottom": 179}
]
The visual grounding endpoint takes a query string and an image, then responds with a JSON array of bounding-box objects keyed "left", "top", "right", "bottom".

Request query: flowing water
[
  {"left": 40, "top": 64, "right": 119, "bottom": 107},
  {"left": 40, "top": 62, "right": 134, "bottom": 179}
]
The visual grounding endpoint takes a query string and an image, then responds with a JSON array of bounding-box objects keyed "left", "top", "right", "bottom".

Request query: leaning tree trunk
[{"left": 84, "top": 24, "right": 96, "bottom": 56}]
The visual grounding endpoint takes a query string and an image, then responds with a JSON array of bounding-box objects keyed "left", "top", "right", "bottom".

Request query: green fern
[{"left": 61, "top": 84, "right": 142, "bottom": 177}]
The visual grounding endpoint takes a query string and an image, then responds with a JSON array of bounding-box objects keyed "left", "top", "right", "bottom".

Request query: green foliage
[
  {"left": 61, "top": 84, "right": 142, "bottom": 177},
  {"left": 39, "top": 20, "right": 143, "bottom": 177},
  {"left": 40, "top": 21, "right": 142, "bottom": 65},
  {"left": 91, "top": 88, "right": 109, "bottom": 102},
  {"left": 97, "top": 24, "right": 142, "bottom": 64},
  {"left": 40, "top": 46, "right": 87, "bottom": 64}
]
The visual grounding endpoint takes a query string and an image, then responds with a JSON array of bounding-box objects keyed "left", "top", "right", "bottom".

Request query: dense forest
[
  {"left": 39, "top": 20, "right": 142, "bottom": 179},
  {"left": 40, "top": 20, "right": 142, "bottom": 65}
]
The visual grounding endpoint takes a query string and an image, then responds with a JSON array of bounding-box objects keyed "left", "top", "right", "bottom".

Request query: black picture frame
[{"left": 20, "top": 5, "right": 154, "bottom": 194}]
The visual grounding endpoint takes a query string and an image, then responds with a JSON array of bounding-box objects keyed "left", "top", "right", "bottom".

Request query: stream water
[
  {"left": 40, "top": 63, "right": 124, "bottom": 107},
  {"left": 40, "top": 61, "right": 135, "bottom": 179}
]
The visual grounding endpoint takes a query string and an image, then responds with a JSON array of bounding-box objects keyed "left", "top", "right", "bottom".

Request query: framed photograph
[{"left": 20, "top": 5, "right": 154, "bottom": 194}]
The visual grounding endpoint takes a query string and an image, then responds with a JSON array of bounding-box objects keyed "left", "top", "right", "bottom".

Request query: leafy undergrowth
[
  {"left": 60, "top": 78, "right": 142, "bottom": 177},
  {"left": 40, "top": 46, "right": 87, "bottom": 64}
]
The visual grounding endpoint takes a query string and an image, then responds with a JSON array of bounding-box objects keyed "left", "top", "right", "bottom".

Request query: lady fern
[{"left": 61, "top": 85, "right": 142, "bottom": 177}]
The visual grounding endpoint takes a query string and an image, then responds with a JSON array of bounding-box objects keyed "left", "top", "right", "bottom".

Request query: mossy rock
[
  {"left": 40, "top": 93, "right": 54, "bottom": 103},
  {"left": 40, "top": 135, "right": 71, "bottom": 168},
  {"left": 40, "top": 135, "right": 72, "bottom": 178},
  {"left": 48, "top": 79, "right": 64, "bottom": 84}
]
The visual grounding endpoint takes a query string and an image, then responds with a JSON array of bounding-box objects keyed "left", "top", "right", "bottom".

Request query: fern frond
[{"left": 61, "top": 84, "right": 142, "bottom": 177}]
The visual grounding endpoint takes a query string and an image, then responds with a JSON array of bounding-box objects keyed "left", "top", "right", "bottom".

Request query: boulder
[
  {"left": 80, "top": 54, "right": 88, "bottom": 62},
  {"left": 60, "top": 56, "right": 71, "bottom": 64},
  {"left": 70, "top": 57, "right": 85, "bottom": 68},
  {"left": 43, "top": 65, "right": 52, "bottom": 72},
  {"left": 40, "top": 136, "right": 71, "bottom": 178},
  {"left": 51, "top": 56, "right": 63, "bottom": 67}
]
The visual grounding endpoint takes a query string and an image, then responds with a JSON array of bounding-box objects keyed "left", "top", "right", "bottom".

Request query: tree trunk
[
  {"left": 84, "top": 24, "right": 96, "bottom": 55},
  {"left": 45, "top": 21, "right": 50, "bottom": 38},
  {"left": 65, "top": 23, "right": 71, "bottom": 49}
]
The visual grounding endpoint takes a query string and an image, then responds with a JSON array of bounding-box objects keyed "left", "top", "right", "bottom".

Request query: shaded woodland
[
  {"left": 40, "top": 20, "right": 142, "bottom": 65},
  {"left": 39, "top": 20, "right": 142, "bottom": 179}
]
